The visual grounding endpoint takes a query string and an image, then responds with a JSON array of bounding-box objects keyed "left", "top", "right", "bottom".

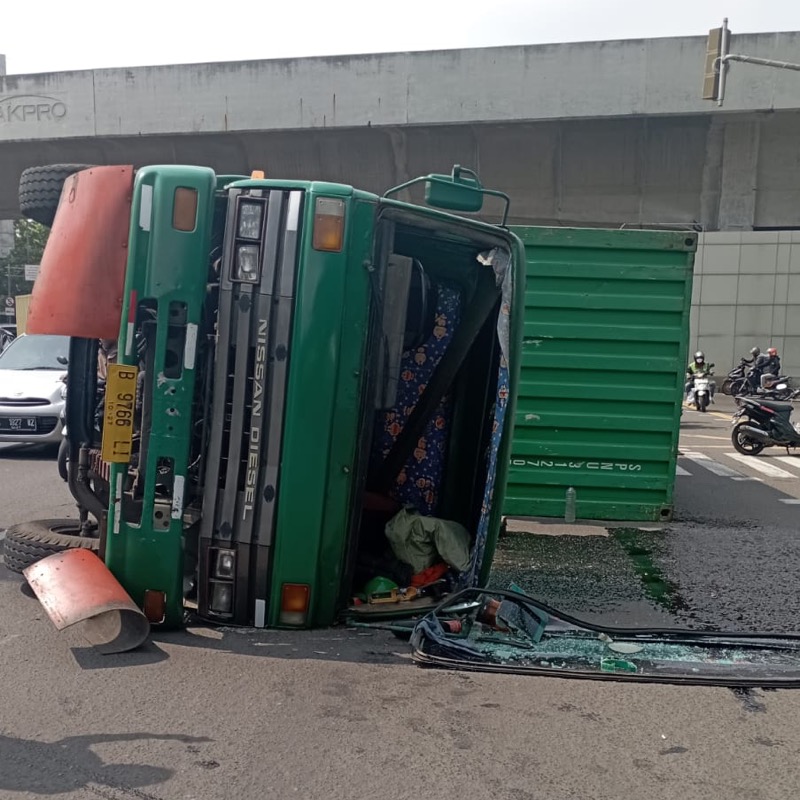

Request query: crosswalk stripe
[
  {"left": 683, "top": 451, "right": 747, "bottom": 478},
  {"left": 675, "top": 465, "right": 692, "bottom": 476},
  {"left": 773, "top": 456, "right": 800, "bottom": 472},
  {"left": 726, "top": 453, "right": 797, "bottom": 479}
]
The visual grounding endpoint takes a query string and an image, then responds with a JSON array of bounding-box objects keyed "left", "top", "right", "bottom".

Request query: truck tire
[
  {"left": 2, "top": 519, "right": 99, "bottom": 575},
  {"left": 18, "top": 164, "right": 95, "bottom": 227}
]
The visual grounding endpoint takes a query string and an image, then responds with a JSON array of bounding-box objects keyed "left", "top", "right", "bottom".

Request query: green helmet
[{"left": 363, "top": 576, "right": 398, "bottom": 597}]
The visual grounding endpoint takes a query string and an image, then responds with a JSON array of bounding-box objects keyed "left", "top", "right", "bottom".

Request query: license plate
[
  {"left": 101, "top": 364, "right": 138, "bottom": 463},
  {"left": 0, "top": 416, "right": 37, "bottom": 432}
]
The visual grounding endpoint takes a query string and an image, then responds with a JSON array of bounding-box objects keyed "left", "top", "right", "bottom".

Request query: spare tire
[
  {"left": 18, "top": 164, "right": 95, "bottom": 227},
  {"left": 2, "top": 518, "right": 99, "bottom": 575}
]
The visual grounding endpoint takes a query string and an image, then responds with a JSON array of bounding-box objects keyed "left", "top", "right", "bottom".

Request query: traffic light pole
[
  {"left": 715, "top": 18, "right": 731, "bottom": 108},
  {"left": 710, "top": 18, "right": 800, "bottom": 107}
]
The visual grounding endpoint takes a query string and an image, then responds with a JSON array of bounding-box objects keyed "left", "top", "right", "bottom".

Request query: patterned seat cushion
[{"left": 371, "top": 284, "right": 462, "bottom": 516}]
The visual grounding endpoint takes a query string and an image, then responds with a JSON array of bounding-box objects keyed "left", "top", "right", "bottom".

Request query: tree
[{"left": 0, "top": 219, "right": 49, "bottom": 297}]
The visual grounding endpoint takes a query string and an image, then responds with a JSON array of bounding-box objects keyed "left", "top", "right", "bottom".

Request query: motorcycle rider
[
  {"left": 686, "top": 351, "right": 714, "bottom": 403},
  {"left": 744, "top": 346, "right": 761, "bottom": 364},
  {"left": 755, "top": 347, "right": 781, "bottom": 388}
]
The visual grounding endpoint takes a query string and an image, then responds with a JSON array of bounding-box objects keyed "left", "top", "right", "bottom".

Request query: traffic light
[{"left": 702, "top": 26, "right": 724, "bottom": 101}]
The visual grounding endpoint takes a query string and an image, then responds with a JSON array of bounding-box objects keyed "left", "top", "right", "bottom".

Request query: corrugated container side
[{"left": 505, "top": 227, "right": 696, "bottom": 522}]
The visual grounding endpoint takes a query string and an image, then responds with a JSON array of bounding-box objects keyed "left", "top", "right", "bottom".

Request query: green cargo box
[{"left": 503, "top": 227, "right": 696, "bottom": 522}]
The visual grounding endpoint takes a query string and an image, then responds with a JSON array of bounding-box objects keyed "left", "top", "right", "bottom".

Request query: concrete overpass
[
  {"left": 1, "top": 32, "right": 800, "bottom": 229},
  {"left": 3, "top": 33, "right": 800, "bottom": 373}
]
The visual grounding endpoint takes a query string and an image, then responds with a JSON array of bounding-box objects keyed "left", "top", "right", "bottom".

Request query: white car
[{"left": 0, "top": 333, "right": 69, "bottom": 445}]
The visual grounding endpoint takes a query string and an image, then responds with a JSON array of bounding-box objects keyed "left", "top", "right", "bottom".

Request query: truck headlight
[
  {"left": 210, "top": 581, "right": 234, "bottom": 615},
  {"left": 213, "top": 548, "right": 236, "bottom": 579},
  {"left": 237, "top": 200, "right": 264, "bottom": 240},
  {"left": 234, "top": 244, "right": 260, "bottom": 282}
]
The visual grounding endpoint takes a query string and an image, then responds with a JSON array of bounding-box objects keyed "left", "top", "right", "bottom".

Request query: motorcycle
[
  {"left": 721, "top": 358, "right": 754, "bottom": 396},
  {"left": 731, "top": 395, "right": 800, "bottom": 456},
  {"left": 688, "top": 367, "right": 715, "bottom": 412},
  {"left": 760, "top": 373, "right": 795, "bottom": 400},
  {"left": 721, "top": 358, "right": 794, "bottom": 400}
]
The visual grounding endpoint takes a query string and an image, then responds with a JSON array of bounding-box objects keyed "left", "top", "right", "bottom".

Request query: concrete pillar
[
  {"left": 699, "top": 118, "right": 724, "bottom": 229},
  {"left": 717, "top": 119, "right": 760, "bottom": 230},
  {"left": 0, "top": 54, "right": 5, "bottom": 75}
]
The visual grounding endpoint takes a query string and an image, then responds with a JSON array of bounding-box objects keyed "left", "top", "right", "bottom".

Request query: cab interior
[{"left": 345, "top": 207, "right": 513, "bottom": 614}]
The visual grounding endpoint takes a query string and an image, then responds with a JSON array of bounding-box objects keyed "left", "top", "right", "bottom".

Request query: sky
[{"left": 2, "top": 0, "right": 800, "bottom": 74}]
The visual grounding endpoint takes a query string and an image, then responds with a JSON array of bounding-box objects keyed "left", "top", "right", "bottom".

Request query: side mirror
[
  {"left": 384, "top": 165, "right": 511, "bottom": 225},
  {"left": 425, "top": 170, "right": 484, "bottom": 213},
  {"left": 57, "top": 356, "right": 69, "bottom": 365}
]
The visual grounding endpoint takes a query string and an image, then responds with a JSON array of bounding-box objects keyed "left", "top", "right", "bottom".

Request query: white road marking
[
  {"left": 773, "top": 456, "right": 800, "bottom": 472},
  {"left": 675, "top": 465, "right": 692, "bottom": 476},
  {"left": 683, "top": 451, "right": 748, "bottom": 479},
  {"left": 779, "top": 499, "right": 800, "bottom": 505},
  {"left": 727, "top": 453, "right": 796, "bottom": 479}
]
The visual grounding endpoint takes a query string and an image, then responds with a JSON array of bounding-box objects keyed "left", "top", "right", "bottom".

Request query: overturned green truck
[{"left": 7, "top": 164, "right": 522, "bottom": 645}]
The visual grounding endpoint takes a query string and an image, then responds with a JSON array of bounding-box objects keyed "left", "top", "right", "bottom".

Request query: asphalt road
[
  {"left": 3, "top": 413, "right": 800, "bottom": 799},
  {"left": 492, "top": 397, "right": 800, "bottom": 633},
  {"left": 0, "top": 443, "right": 76, "bottom": 531}
]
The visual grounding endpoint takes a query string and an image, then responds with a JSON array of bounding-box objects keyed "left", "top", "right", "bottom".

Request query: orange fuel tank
[{"left": 27, "top": 166, "right": 134, "bottom": 340}]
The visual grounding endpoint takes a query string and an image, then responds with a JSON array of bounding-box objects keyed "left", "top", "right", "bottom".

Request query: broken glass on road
[{"left": 410, "top": 588, "right": 800, "bottom": 687}]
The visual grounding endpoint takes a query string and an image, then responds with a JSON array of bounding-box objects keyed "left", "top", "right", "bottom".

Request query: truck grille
[{"left": 199, "top": 188, "right": 303, "bottom": 625}]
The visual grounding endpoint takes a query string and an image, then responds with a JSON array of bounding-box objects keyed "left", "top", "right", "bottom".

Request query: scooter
[
  {"left": 731, "top": 395, "right": 800, "bottom": 456},
  {"left": 688, "top": 367, "right": 715, "bottom": 412},
  {"left": 759, "top": 373, "right": 795, "bottom": 401}
]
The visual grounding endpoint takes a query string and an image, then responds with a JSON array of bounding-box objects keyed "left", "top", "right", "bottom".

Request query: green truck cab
[{"left": 13, "top": 163, "right": 523, "bottom": 640}]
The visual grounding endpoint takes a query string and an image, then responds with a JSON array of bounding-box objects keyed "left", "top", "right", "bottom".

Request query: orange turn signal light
[
  {"left": 312, "top": 197, "right": 345, "bottom": 252},
  {"left": 143, "top": 590, "right": 166, "bottom": 624},
  {"left": 172, "top": 187, "right": 198, "bottom": 232},
  {"left": 251, "top": 170, "right": 265, "bottom": 179},
  {"left": 279, "top": 583, "right": 310, "bottom": 626}
]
